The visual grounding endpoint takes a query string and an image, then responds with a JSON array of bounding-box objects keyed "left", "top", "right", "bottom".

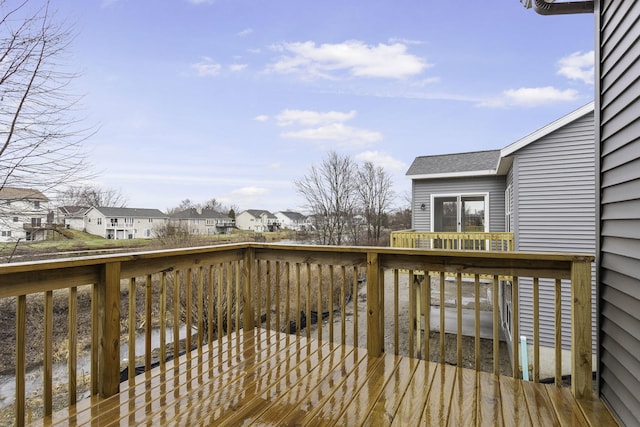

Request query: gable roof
[
  {"left": 501, "top": 102, "right": 594, "bottom": 157},
  {"left": 91, "top": 207, "right": 168, "bottom": 218},
  {"left": 407, "top": 102, "right": 595, "bottom": 180},
  {"left": 406, "top": 150, "right": 501, "bottom": 179},
  {"left": 243, "top": 209, "right": 276, "bottom": 219},
  {"left": 496, "top": 102, "right": 594, "bottom": 174},
  {"left": 0, "top": 187, "right": 49, "bottom": 201},
  {"left": 277, "top": 211, "right": 307, "bottom": 221},
  {"left": 58, "top": 205, "right": 90, "bottom": 216}
]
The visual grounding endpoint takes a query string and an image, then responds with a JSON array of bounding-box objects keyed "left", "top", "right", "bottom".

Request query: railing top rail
[{"left": 0, "top": 242, "right": 594, "bottom": 273}]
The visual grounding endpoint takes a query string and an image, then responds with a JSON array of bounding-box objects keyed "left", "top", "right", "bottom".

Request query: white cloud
[
  {"left": 237, "top": 28, "right": 253, "bottom": 37},
  {"left": 231, "top": 186, "right": 270, "bottom": 196},
  {"left": 276, "top": 109, "right": 357, "bottom": 127},
  {"left": 479, "top": 86, "right": 579, "bottom": 108},
  {"left": 388, "top": 37, "right": 425, "bottom": 46},
  {"left": 274, "top": 108, "right": 382, "bottom": 148},
  {"left": 267, "top": 40, "right": 430, "bottom": 79},
  {"left": 557, "top": 50, "right": 594, "bottom": 84},
  {"left": 230, "top": 63, "right": 248, "bottom": 72},
  {"left": 355, "top": 151, "right": 406, "bottom": 173},
  {"left": 281, "top": 123, "right": 382, "bottom": 147},
  {"left": 192, "top": 58, "right": 221, "bottom": 77},
  {"left": 254, "top": 115, "right": 269, "bottom": 122}
]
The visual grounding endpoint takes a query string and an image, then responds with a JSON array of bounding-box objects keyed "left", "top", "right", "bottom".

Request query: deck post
[
  {"left": 96, "top": 261, "right": 121, "bottom": 398},
  {"left": 571, "top": 258, "right": 592, "bottom": 400},
  {"left": 243, "top": 247, "right": 255, "bottom": 330},
  {"left": 366, "top": 251, "right": 383, "bottom": 356}
]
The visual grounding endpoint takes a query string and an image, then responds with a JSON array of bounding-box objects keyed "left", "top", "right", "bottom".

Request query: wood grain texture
[{"left": 34, "top": 330, "right": 618, "bottom": 427}]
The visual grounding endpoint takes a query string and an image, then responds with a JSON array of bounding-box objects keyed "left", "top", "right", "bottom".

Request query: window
[
  {"left": 431, "top": 194, "right": 488, "bottom": 232},
  {"left": 1, "top": 231, "right": 10, "bottom": 236},
  {"left": 505, "top": 185, "right": 512, "bottom": 233},
  {"left": 13, "top": 217, "right": 18, "bottom": 222},
  {"left": 97, "top": 217, "right": 102, "bottom": 225},
  {"left": 31, "top": 218, "right": 42, "bottom": 227},
  {"left": 34, "top": 201, "right": 40, "bottom": 208}
]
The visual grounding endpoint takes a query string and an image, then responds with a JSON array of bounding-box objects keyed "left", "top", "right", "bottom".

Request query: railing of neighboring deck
[{"left": 390, "top": 230, "right": 514, "bottom": 251}]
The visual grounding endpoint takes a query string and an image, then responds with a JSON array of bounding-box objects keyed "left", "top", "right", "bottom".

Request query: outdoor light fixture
[{"left": 420, "top": 203, "right": 426, "bottom": 211}]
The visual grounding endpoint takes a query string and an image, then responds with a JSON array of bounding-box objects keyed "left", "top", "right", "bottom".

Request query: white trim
[
  {"left": 429, "top": 192, "right": 489, "bottom": 232},
  {"left": 500, "top": 101, "right": 594, "bottom": 157},
  {"left": 407, "top": 169, "right": 497, "bottom": 180}
]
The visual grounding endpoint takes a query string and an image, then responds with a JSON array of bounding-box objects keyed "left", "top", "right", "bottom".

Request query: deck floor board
[{"left": 35, "top": 329, "right": 618, "bottom": 427}]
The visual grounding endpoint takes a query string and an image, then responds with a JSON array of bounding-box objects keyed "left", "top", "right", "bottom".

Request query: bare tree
[
  {"left": 295, "top": 151, "right": 357, "bottom": 245},
  {"left": 356, "top": 161, "right": 394, "bottom": 245},
  {"left": 58, "top": 185, "right": 127, "bottom": 207},
  {"left": 0, "top": 1, "right": 91, "bottom": 194},
  {"left": 202, "top": 198, "right": 221, "bottom": 211},
  {"left": 167, "top": 198, "right": 235, "bottom": 216}
]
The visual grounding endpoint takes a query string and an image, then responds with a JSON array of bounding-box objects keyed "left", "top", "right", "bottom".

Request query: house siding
[
  {"left": 598, "top": 1, "right": 640, "bottom": 424},
  {"left": 411, "top": 176, "right": 506, "bottom": 232},
  {"left": 509, "top": 112, "right": 597, "bottom": 350}
]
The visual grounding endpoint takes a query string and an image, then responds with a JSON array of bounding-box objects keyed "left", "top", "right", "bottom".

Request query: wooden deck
[{"left": 35, "top": 328, "right": 616, "bottom": 426}]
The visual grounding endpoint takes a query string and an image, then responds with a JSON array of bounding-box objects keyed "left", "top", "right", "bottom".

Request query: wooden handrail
[
  {"left": 0, "top": 243, "right": 594, "bottom": 425},
  {"left": 390, "top": 230, "right": 515, "bottom": 252}
]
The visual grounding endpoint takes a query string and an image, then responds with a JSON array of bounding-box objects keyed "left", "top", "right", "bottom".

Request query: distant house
[
  {"left": 0, "top": 187, "right": 50, "bottom": 242},
  {"left": 169, "top": 208, "right": 235, "bottom": 235},
  {"left": 84, "top": 207, "right": 169, "bottom": 239},
  {"left": 407, "top": 102, "right": 596, "bottom": 361},
  {"left": 235, "top": 209, "right": 280, "bottom": 232},
  {"left": 57, "top": 206, "right": 90, "bottom": 231},
  {"left": 274, "top": 211, "right": 312, "bottom": 231}
]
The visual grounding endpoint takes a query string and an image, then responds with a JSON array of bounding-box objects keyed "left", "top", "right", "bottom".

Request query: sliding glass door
[{"left": 432, "top": 194, "right": 487, "bottom": 232}]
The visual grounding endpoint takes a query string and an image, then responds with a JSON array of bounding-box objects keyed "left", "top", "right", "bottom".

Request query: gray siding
[
  {"left": 411, "top": 176, "right": 506, "bottom": 232},
  {"left": 598, "top": 1, "right": 640, "bottom": 425},
  {"left": 510, "top": 112, "right": 597, "bottom": 350}
]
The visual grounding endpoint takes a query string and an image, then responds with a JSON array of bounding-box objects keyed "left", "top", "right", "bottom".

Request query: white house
[
  {"left": 57, "top": 206, "right": 90, "bottom": 231},
  {"left": 0, "top": 187, "right": 50, "bottom": 242},
  {"left": 169, "top": 208, "right": 235, "bottom": 235},
  {"left": 235, "top": 209, "right": 280, "bottom": 232},
  {"left": 274, "top": 211, "right": 312, "bottom": 231},
  {"left": 84, "top": 207, "right": 168, "bottom": 239}
]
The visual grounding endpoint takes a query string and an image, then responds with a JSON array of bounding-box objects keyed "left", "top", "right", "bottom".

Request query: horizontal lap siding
[
  {"left": 599, "top": 1, "right": 640, "bottom": 425},
  {"left": 411, "top": 176, "right": 506, "bottom": 232},
  {"left": 512, "top": 113, "right": 596, "bottom": 350}
]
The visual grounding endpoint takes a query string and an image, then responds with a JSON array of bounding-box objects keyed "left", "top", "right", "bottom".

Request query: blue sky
[{"left": 54, "top": 0, "right": 594, "bottom": 213}]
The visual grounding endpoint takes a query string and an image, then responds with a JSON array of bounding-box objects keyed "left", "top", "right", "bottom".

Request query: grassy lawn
[{"left": 0, "top": 229, "right": 302, "bottom": 262}]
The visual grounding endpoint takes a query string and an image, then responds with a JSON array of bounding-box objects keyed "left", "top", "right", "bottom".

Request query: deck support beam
[
  {"left": 96, "top": 262, "right": 121, "bottom": 398},
  {"left": 571, "top": 259, "right": 592, "bottom": 399},
  {"left": 367, "top": 252, "right": 383, "bottom": 356},
  {"left": 243, "top": 247, "right": 255, "bottom": 330}
]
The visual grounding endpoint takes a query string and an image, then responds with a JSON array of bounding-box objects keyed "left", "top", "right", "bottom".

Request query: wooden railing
[
  {"left": 390, "top": 230, "right": 514, "bottom": 251},
  {"left": 0, "top": 243, "right": 593, "bottom": 426}
]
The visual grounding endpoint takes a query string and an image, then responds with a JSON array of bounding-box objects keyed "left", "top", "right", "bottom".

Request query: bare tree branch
[{"left": 0, "top": 0, "right": 93, "bottom": 196}]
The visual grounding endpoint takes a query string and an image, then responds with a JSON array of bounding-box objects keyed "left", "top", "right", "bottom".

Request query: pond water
[{"left": 0, "top": 325, "right": 190, "bottom": 410}]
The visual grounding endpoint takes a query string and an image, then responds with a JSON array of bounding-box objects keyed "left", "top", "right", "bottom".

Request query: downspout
[{"left": 522, "top": 0, "right": 594, "bottom": 15}]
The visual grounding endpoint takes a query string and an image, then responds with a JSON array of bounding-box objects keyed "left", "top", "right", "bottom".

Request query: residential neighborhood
[{"left": 0, "top": 191, "right": 311, "bottom": 242}]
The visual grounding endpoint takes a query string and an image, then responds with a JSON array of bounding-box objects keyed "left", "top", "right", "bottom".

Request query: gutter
[{"left": 522, "top": 0, "right": 594, "bottom": 15}]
